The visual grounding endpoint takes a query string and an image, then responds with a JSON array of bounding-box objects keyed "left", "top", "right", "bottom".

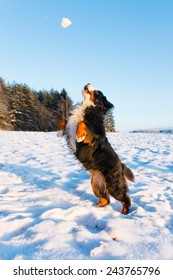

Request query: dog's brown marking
[
  {"left": 76, "top": 121, "right": 93, "bottom": 144},
  {"left": 57, "top": 119, "right": 67, "bottom": 131},
  {"left": 96, "top": 197, "right": 110, "bottom": 207},
  {"left": 89, "top": 90, "right": 95, "bottom": 101},
  {"left": 76, "top": 121, "right": 87, "bottom": 140}
]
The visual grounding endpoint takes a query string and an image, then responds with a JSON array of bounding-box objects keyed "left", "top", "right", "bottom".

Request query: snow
[{"left": 0, "top": 131, "right": 173, "bottom": 260}]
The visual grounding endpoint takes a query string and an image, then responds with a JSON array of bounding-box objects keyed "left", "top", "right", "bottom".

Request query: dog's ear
[
  {"left": 102, "top": 95, "right": 114, "bottom": 111},
  {"left": 94, "top": 91, "right": 114, "bottom": 112}
]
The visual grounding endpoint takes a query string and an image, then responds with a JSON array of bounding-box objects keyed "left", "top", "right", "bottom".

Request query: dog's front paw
[{"left": 76, "top": 135, "right": 86, "bottom": 142}]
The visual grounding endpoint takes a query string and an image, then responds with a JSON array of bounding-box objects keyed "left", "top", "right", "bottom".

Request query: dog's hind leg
[
  {"left": 118, "top": 193, "right": 131, "bottom": 214},
  {"left": 111, "top": 190, "right": 131, "bottom": 214},
  {"left": 105, "top": 172, "right": 131, "bottom": 214},
  {"left": 90, "top": 170, "right": 110, "bottom": 207},
  {"left": 96, "top": 197, "right": 110, "bottom": 207}
]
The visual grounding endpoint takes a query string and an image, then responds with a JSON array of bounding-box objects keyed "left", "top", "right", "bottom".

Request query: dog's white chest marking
[{"left": 65, "top": 99, "right": 94, "bottom": 152}]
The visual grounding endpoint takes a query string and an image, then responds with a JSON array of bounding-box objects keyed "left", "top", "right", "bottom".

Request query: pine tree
[
  {"left": 58, "top": 88, "right": 73, "bottom": 120},
  {"left": 0, "top": 78, "right": 13, "bottom": 130},
  {"left": 104, "top": 109, "right": 116, "bottom": 132}
]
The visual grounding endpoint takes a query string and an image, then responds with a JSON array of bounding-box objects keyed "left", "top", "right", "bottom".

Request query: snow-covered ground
[{"left": 0, "top": 131, "right": 173, "bottom": 260}]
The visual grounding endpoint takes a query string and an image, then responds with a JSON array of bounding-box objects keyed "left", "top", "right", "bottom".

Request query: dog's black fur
[{"left": 75, "top": 89, "right": 134, "bottom": 214}]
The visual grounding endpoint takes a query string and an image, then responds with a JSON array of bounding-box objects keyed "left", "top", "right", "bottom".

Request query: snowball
[{"left": 61, "top": 17, "right": 72, "bottom": 28}]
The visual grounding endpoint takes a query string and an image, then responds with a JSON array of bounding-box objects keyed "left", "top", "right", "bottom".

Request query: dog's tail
[{"left": 121, "top": 163, "right": 135, "bottom": 182}]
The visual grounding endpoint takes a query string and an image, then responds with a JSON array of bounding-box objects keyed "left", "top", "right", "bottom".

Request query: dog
[{"left": 58, "top": 84, "right": 134, "bottom": 214}]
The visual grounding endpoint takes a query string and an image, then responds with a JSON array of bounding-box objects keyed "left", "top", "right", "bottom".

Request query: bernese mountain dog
[{"left": 58, "top": 84, "right": 134, "bottom": 214}]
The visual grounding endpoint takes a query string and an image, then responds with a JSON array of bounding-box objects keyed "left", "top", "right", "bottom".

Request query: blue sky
[{"left": 0, "top": 0, "right": 172, "bottom": 131}]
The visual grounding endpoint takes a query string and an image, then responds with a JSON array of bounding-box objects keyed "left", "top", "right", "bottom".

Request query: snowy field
[{"left": 0, "top": 131, "right": 173, "bottom": 260}]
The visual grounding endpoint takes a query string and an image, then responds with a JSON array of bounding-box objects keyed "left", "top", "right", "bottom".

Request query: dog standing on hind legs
[
  {"left": 58, "top": 83, "right": 134, "bottom": 214},
  {"left": 75, "top": 84, "right": 134, "bottom": 214}
]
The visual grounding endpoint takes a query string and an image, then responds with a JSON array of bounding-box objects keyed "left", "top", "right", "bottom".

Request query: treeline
[
  {"left": 131, "top": 129, "right": 173, "bottom": 134},
  {"left": 0, "top": 77, "right": 115, "bottom": 132}
]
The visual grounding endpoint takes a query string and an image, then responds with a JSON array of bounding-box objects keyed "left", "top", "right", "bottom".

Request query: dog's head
[{"left": 82, "top": 83, "right": 114, "bottom": 113}]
